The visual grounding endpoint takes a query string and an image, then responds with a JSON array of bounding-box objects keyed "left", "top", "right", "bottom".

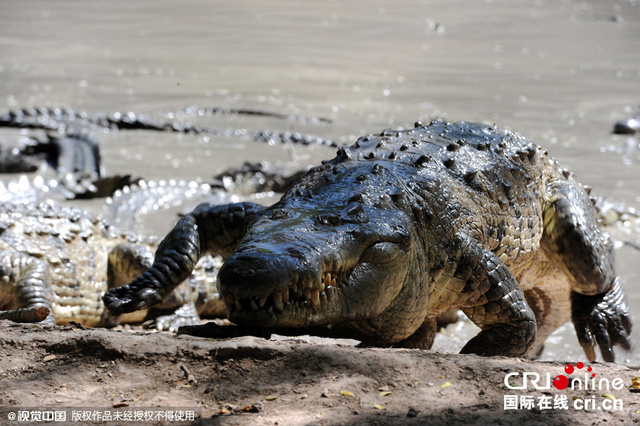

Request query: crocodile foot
[
  {"left": 571, "top": 278, "right": 632, "bottom": 362},
  {"left": 103, "top": 284, "right": 164, "bottom": 316}
]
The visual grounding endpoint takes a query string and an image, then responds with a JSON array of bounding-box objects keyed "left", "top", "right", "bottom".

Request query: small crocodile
[
  {"left": 104, "top": 121, "right": 632, "bottom": 361},
  {"left": 0, "top": 201, "right": 224, "bottom": 330}
]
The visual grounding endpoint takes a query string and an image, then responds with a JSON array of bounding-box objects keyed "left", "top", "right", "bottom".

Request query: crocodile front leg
[
  {"left": 455, "top": 238, "right": 537, "bottom": 357},
  {"left": 103, "top": 202, "right": 263, "bottom": 316},
  {"left": 99, "top": 242, "right": 154, "bottom": 327},
  {"left": 101, "top": 242, "right": 205, "bottom": 329}
]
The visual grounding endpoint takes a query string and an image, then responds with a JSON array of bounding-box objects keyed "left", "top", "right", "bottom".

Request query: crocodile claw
[
  {"left": 103, "top": 285, "right": 163, "bottom": 316},
  {"left": 571, "top": 278, "right": 632, "bottom": 363}
]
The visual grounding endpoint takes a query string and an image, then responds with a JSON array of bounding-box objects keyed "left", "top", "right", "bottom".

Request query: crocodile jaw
[
  {"left": 217, "top": 207, "right": 413, "bottom": 329},
  {"left": 221, "top": 251, "right": 410, "bottom": 329}
]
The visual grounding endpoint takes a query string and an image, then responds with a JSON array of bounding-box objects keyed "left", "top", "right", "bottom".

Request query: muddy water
[{"left": 1, "top": 0, "right": 639, "bottom": 364}]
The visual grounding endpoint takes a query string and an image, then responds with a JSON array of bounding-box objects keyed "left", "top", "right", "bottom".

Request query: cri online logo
[
  {"left": 553, "top": 362, "right": 594, "bottom": 390},
  {"left": 504, "top": 362, "right": 625, "bottom": 391}
]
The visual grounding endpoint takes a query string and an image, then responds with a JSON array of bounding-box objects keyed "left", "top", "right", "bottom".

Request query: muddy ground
[{"left": 0, "top": 321, "right": 638, "bottom": 425}]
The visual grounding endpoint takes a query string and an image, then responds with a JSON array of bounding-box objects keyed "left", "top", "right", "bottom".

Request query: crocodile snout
[{"left": 217, "top": 253, "right": 290, "bottom": 300}]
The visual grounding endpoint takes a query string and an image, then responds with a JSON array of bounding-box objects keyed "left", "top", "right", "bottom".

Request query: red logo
[{"left": 553, "top": 362, "right": 595, "bottom": 390}]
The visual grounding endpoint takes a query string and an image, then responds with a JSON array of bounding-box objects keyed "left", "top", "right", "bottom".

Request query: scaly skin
[
  {"left": 104, "top": 121, "right": 632, "bottom": 361},
  {"left": 0, "top": 201, "right": 222, "bottom": 330}
]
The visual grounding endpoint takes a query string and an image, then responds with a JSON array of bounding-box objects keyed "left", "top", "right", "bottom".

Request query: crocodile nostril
[{"left": 218, "top": 253, "right": 289, "bottom": 299}]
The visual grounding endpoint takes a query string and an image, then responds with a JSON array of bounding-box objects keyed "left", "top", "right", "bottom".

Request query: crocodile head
[{"left": 217, "top": 162, "right": 427, "bottom": 342}]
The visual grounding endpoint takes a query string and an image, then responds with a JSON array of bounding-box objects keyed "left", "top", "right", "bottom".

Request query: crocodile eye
[
  {"left": 316, "top": 214, "right": 341, "bottom": 226},
  {"left": 270, "top": 209, "right": 293, "bottom": 220},
  {"left": 360, "top": 242, "right": 401, "bottom": 264}
]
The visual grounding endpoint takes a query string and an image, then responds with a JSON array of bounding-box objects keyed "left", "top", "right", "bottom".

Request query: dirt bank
[{"left": 0, "top": 322, "right": 638, "bottom": 425}]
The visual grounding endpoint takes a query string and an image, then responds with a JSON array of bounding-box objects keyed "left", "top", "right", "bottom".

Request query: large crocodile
[
  {"left": 0, "top": 200, "right": 224, "bottom": 330},
  {"left": 103, "top": 121, "right": 632, "bottom": 361}
]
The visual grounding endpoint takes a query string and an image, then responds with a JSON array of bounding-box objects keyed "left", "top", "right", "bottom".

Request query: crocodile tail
[
  {"left": 102, "top": 202, "right": 263, "bottom": 316},
  {"left": 0, "top": 251, "right": 55, "bottom": 324},
  {"left": 0, "top": 306, "right": 51, "bottom": 323}
]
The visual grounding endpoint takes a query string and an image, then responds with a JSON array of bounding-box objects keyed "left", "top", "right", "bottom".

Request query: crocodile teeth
[
  {"left": 291, "top": 282, "right": 298, "bottom": 293},
  {"left": 304, "top": 289, "right": 311, "bottom": 301},
  {"left": 321, "top": 272, "right": 340, "bottom": 289},
  {"left": 310, "top": 290, "right": 320, "bottom": 306},
  {"left": 282, "top": 289, "right": 289, "bottom": 303},
  {"left": 235, "top": 300, "right": 242, "bottom": 311},
  {"left": 323, "top": 273, "right": 332, "bottom": 288},
  {"left": 259, "top": 295, "right": 268, "bottom": 307},
  {"left": 273, "top": 292, "right": 283, "bottom": 311},
  {"left": 251, "top": 299, "right": 259, "bottom": 311}
]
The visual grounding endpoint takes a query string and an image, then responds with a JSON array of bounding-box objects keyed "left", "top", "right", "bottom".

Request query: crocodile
[
  {"left": 0, "top": 107, "right": 340, "bottom": 148},
  {"left": 0, "top": 200, "right": 224, "bottom": 330},
  {"left": 103, "top": 120, "right": 632, "bottom": 361},
  {"left": 0, "top": 130, "right": 136, "bottom": 198}
]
